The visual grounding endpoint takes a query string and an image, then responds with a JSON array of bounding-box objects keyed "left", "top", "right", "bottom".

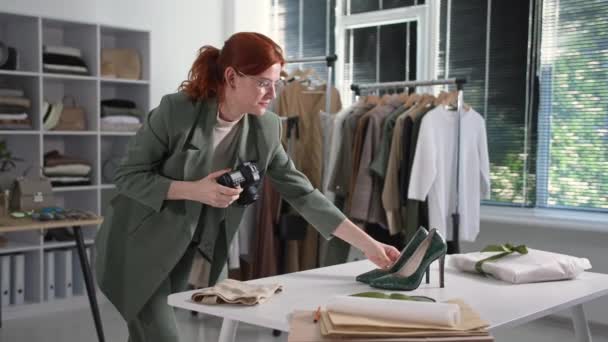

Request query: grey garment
[
  {"left": 127, "top": 245, "right": 196, "bottom": 342},
  {"left": 319, "top": 110, "right": 334, "bottom": 194},
  {"left": 349, "top": 101, "right": 401, "bottom": 226},
  {"left": 328, "top": 103, "right": 374, "bottom": 199},
  {"left": 368, "top": 104, "right": 410, "bottom": 179}
]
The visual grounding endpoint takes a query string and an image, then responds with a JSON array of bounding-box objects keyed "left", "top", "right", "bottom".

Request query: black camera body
[{"left": 216, "top": 161, "right": 262, "bottom": 206}]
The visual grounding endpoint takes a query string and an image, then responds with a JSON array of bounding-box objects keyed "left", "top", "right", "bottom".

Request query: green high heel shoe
[
  {"left": 355, "top": 226, "right": 429, "bottom": 284},
  {"left": 370, "top": 228, "right": 447, "bottom": 291}
]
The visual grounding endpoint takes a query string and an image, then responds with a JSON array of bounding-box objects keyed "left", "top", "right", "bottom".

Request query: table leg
[
  {"left": 73, "top": 226, "right": 105, "bottom": 342},
  {"left": 218, "top": 318, "right": 239, "bottom": 342},
  {"left": 571, "top": 304, "right": 592, "bottom": 342}
]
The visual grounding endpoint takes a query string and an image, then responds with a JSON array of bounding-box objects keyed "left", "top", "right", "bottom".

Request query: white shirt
[
  {"left": 214, "top": 111, "right": 243, "bottom": 270},
  {"left": 408, "top": 107, "right": 490, "bottom": 241}
]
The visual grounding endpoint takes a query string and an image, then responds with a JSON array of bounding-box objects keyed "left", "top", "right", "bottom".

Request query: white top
[
  {"left": 213, "top": 111, "right": 242, "bottom": 150},
  {"left": 214, "top": 111, "right": 243, "bottom": 269},
  {"left": 168, "top": 258, "right": 608, "bottom": 332},
  {"left": 408, "top": 107, "right": 490, "bottom": 241}
]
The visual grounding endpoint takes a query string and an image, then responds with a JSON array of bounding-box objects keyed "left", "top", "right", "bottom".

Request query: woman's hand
[
  {"left": 333, "top": 219, "right": 401, "bottom": 269},
  {"left": 189, "top": 168, "right": 243, "bottom": 208},
  {"left": 364, "top": 240, "right": 401, "bottom": 269}
]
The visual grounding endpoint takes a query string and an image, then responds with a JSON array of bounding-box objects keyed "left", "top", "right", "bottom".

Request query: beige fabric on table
[
  {"left": 275, "top": 81, "right": 342, "bottom": 272},
  {"left": 289, "top": 311, "right": 493, "bottom": 342},
  {"left": 190, "top": 278, "right": 282, "bottom": 305},
  {"left": 319, "top": 300, "right": 490, "bottom": 340},
  {"left": 327, "top": 299, "right": 488, "bottom": 332}
]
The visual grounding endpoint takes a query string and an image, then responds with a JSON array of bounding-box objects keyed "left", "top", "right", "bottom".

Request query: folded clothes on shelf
[
  {"left": 0, "top": 88, "right": 24, "bottom": 98},
  {"left": 0, "top": 95, "right": 31, "bottom": 108},
  {"left": 0, "top": 92, "right": 32, "bottom": 130},
  {"left": 43, "top": 45, "right": 89, "bottom": 75},
  {"left": 43, "top": 150, "right": 92, "bottom": 186},
  {"left": 100, "top": 98, "right": 143, "bottom": 132},
  {"left": 0, "top": 117, "right": 32, "bottom": 130}
]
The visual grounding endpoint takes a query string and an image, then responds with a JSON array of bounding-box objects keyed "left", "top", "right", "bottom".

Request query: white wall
[
  {"left": 1, "top": 0, "right": 224, "bottom": 107},
  {"left": 222, "top": 0, "right": 272, "bottom": 39},
  {"left": 463, "top": 221, "right": 608, "bottom": 326}
]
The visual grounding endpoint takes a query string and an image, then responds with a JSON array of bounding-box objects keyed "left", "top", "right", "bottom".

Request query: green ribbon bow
[{"left": 474, "top": 243, "right": 528, "bottom": 275}]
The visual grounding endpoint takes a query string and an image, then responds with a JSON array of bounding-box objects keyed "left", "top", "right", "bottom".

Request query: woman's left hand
[{"left": 364, "top": 241, "right": 401, "bottom": 269}]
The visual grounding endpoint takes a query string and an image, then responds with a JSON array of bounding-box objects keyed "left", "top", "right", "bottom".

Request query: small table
[
  {"left": 0, "top": 216, "right": 105, "bottom": 342},
  {"left": 168, "top": 258, "right": 608, "bottom": 342}
]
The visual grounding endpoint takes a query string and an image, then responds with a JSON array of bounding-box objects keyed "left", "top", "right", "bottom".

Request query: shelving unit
[{"left": 0, "top": 11, "right": 150, "bottom": 319}]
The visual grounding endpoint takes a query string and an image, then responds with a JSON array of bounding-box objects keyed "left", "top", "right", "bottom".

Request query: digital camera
[{"left": 216, "top": 161, "right": 262, "bottom": 206}]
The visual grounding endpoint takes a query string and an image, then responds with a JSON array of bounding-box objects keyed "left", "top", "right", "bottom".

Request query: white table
[{"left": 168, "top": 258, "right": 608, "bottom": 342}]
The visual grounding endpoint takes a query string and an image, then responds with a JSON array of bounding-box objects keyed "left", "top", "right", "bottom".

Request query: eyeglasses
[{"left": 236, "top": 70, "right": 283, "bottom": 91}]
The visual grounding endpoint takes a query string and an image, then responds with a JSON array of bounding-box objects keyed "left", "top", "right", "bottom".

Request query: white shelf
[
  {"left": 52, "top": 185, "right": 98, "bottom": 192},
  {"left": 0, "top": 241, "right": 40, "bottom": 254},
  {"left": 0, "top": 70, "right": 40, "bottom": 77},
  {"left": 100, "top": 131, "right": 136, "bottom": 136},
  {"left": 100, "top": 77, "right": 149, "bottom": 85},
  {"left": 42, "top": 73, "right": 98, "bottom": 81},
  {"left": 0, "top": 130, "right": 40, "bottom": 135},
  {"left": 0, "top": 10, "right": 150, "bottom": 319},
  {"left": 43, "top": 131, "right": 98, "bottom": 136}
]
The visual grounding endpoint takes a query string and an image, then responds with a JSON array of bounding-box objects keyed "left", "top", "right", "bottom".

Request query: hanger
[
  {"left": 365, "top": 94, "right": 380, "bottom": 106},
  {"left": 398, "top": 89, "right": 409, "bottom": 103},
  {"left": 443, "top": 90, "right": 470, "bottom": 111},
  {"left": 404, "top": 92, "right": 420, "bottom": 108},
  {"left": 433, "top": 91, "right": 448, "bottom": 106},
  {"left": 299, "top": 68, "right": 326, "bottom": 94}
]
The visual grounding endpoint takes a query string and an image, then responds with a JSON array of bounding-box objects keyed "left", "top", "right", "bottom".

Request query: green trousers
[{"left": 127, "top": 246, "right": 196, "bottom": 342}]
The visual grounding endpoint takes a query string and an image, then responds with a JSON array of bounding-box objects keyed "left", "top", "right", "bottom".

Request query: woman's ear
[{"left": 224, "top": 67, "right": 237, "bottom": 88}]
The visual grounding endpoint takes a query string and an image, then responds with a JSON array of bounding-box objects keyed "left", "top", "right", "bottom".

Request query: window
[
  {"left": 336, "top": 1, "right": 429, "bottom": 102},
  {"left": 437, "top": 0, "right": 534, "bottom": 206},
  {"left": 270, "top": 0, "right": 608, "bottom": 212},
  {"left": 536, "top": 0, "right": 608, "bottom": 210},
  {"left": 270, "top": 0, "right": 336, "bottom": 79}
]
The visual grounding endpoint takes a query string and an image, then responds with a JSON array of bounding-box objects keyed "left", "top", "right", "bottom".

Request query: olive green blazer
[{"left": 94, "top": 92, "right": 346, "bottom": 322}]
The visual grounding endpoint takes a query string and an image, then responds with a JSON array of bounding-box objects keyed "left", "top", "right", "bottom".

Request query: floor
[{"left": 0, "top": 301, "right": 607, "bottom": 342}]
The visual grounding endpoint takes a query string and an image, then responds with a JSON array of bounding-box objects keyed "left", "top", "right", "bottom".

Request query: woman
[{"left": 95, "top": 32, "right": 400, "bottom": 342}]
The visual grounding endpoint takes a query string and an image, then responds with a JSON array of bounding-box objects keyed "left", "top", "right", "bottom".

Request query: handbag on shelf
[
  {"left": 101, "top": 48, "right": 142, "bottom": 80},
  {"left": 55, "top": 96, "right": 87, "bottom": 131},
  {"left": 9, "top": 174, "right": 55, "bottom": 212}
]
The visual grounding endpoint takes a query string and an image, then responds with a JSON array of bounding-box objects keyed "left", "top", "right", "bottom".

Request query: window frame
[{"left": 335, "top": 1, "right": 441, "bottom": 103}]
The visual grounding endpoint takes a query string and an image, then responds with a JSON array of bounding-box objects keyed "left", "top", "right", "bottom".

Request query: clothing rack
[
  {"left": 350, "top": 78, "right": 467, "bottom": 254},
  {"left": 286, "top": 54, "right": 338, "bottom": 115}
]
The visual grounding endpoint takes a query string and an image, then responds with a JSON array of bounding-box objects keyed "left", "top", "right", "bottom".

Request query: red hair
[{"left": 179, "top": 32, "right": 285, "bottom": 101}]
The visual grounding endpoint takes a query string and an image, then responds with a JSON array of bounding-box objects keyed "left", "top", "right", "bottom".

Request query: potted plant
[{"left": 0, "top": 140, "right": 22, "bottom": 213}]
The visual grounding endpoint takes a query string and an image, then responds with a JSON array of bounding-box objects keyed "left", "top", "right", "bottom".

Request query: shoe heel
[
  {"left": 439, "top": 255, "right": 445, "bottom": 288},
  {"left": 425, "top": 267, "right": 430, "bottom": 284}
]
